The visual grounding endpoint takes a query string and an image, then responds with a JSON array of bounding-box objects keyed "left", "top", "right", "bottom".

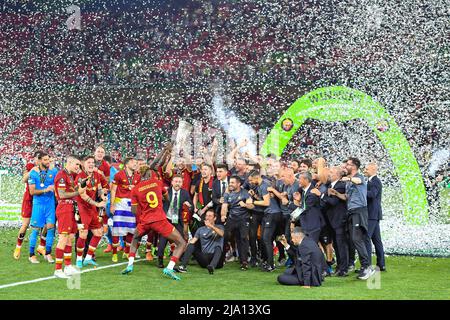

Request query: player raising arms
[
  {"left": 75, "top": 155, "right": 108, "bottom": 268},
  {"left": 121, "top": 165, "right": 186, "bottom": 281},
  {"left": 13, "top": 151, "right": 42, "bottom": 260},
  {"left": 53, "top": 155, "right": 84, "bottom": 278}
]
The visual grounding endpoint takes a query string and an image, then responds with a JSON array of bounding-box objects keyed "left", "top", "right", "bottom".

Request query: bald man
[{"left": 364, "top": 163, "right": 386, "bottom": 271}]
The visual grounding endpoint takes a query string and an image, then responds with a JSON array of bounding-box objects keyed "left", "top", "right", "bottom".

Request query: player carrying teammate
[
  {"left": 75, "top": 155, "right": 108, "bottom": 268},
  {"left": 121, "top": 165, "right": 187, "bottom": 280}
]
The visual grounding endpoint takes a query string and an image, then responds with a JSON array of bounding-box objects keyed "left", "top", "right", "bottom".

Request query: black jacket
[
  {"left": 321, "top": 181, "right": 348, "bottom": 229},
  {"left": 286, "top": 236, "right": 325, "bottom": 287},
  {"left": 299, "top": 185, "right": 323, "bottom": 233},
  {"left": 212, "top": 177, "right": 230, "bottom": 215},
  {"left": 163, "top": 188, "right": 192, "bottom": 226},
  {"left": 367, "top": 176, "right": 383, "bottom": 220}
]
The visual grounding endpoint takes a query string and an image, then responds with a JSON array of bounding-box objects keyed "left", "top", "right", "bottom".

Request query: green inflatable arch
[{"left": 261, "top": 86, "right": 428, "bottom": 225}]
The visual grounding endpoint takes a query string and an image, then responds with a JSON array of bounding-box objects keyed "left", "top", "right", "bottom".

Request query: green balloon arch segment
[{"left": 261, "top": 86, "right": 428, "bottom": 225}]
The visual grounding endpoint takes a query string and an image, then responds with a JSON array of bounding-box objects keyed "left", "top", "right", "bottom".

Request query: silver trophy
[{"left": 173, "top": 120, "right": 193, "bottom": 159}]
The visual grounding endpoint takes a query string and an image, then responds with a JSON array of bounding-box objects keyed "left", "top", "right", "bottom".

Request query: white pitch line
[{"left": 0, "top": 259, "right": 143, "bottom": 290}]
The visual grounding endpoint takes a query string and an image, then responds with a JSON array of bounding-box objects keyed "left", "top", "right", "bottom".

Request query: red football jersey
[
  {"left": 131, "top": 177, "right": 168, "bottom": 224},
  {"left": 96, "top": 159, "right": 111, "bottom": 179},
  {"left": 75, "top": 171, "right": 109, "bottom": 211},
  {"left": 112, "top": 169, "right": 140, "bottom": 199},
  {"left": 23, "top": 162, "right": 36, "bottom": 201},
  {"left": 54, "top": 169, "right": 78, "bottom": 214}
]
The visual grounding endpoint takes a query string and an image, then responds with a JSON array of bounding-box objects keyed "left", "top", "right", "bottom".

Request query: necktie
[
  {"left": 221, "top": 181, "right": 226, "bottom": 195},
  {"left": 173, "top": 192, "right": 179, "bottom": 214}
]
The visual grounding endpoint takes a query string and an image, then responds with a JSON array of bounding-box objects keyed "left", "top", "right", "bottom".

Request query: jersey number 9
[{"left": 146, "top": 191, "right": 158, "bottom": 208}]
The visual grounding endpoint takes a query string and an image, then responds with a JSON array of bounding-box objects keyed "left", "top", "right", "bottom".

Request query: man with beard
[
  {"left": 74, "top": 155, "right": 108, "bottom": 268},
  {"left": 157, "top": 174, "right": 192, "bottom": 268},
  {"left": 110, "top": 157, "right": 141, "bottom": 262},
  {"left": 192, "top": 163, "right": 214, "bottom": 235},
  {"left": 247, "top": 170, "right": 281, "bottom": 272},
  {"left": 321, "top": 167, "right": 349, "bottom": 276},
  {"left": 14, "top": 151, "right": 43, "bottom": 260},
  {"left": 270, "top": 167, "right": 299, "bottom": 265},
  {"left": 329, "top": 157, "right": 375, "bottom": 280},
  {"left": 178, "top": 210, "right": 225, "bottom": 274},
  {"left": 212, "top": 164, "right": 230, "bottom": 223},
  {"left": 168, "top": 156, "right": 193, "bottom": 194},
  {"left": 53, "top": 155, "right": 83, "bottom": 278},
  {"left": 221, "top": 176, "right": 254, "bottom": 270},
  {"left": 27, "top": 152, "right": 58, "bottom": 264}
]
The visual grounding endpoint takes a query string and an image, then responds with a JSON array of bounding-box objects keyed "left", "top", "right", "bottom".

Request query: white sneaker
[
  {"left": 28, "top": 256, "right": 40, "bottom": 264},
  {"left": 135, "top": 252, "right": 141, "bottom": 259},
  {"left": 44, "top": 254, "right": 55, "bottom": 264},
  {"left": 54, "top": 269, "right": 69, "bottom": 279},
  {"left": 64, "top": 265, "right": 81, "bottom": 276}
]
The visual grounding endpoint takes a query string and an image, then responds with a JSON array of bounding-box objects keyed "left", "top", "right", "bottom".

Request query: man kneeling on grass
[
  {"left": 277, "top": 227, "right": 326, "bottom": 288},
  {"left": 177, "top": 210, "right": 225, "bottom": 275}
]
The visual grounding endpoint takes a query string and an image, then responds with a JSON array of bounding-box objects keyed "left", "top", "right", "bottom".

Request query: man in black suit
[
  {"left": 277, "top": 227, "right": 325, "bottom": 287},
  {"left": 157, "top": 174, "right": 192, "bottom": 268},
  {"left": 364, "top": 162, "right": 386, "bottom": 271},
  {"left": 321, "top": 166, "right": 350, "bottom": 276},
  {"left": 291, "top": 172, "right": 323, "bottom": 243},
  {"left": 211, "top": 164, "right": 230, "bottom": 224}
]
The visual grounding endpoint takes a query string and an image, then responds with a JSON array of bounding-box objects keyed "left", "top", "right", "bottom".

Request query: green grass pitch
[{"left": 0, "top": 228, "right": 448, "bottom": 300}]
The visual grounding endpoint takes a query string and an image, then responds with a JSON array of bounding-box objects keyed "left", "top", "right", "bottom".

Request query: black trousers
[
  {"left": 332, "top": 226, "right": 349, "bottom": 272},
  {"left": 277, "top": 268, "right": 303, "bottom": 285},
  {"left": 261, "top": 212, "right": 281, "bottom": 267},
  {"left": 181, "top": 243, "right": 224, "bottom": 269},
  {"left": 366, "top": 219, "right": 385, "bottom": 267},
  {"left": 224, "top": 217, "right": 250, "bottom": 265},
  {"left": 347, "top": 213, "right": 370, "bottom": 269},
  {"left": 281, "top": 214, "right": 292, "bottom": 243},
  {"left": 157, "top": 221, "right": 184, "bottom": 258},
  {"left": 249, "top": 211, "right": 264, "bottom": 260}
]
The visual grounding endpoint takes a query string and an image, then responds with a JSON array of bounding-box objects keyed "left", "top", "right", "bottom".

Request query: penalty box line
[{"left": 0, "top": 259, "right": 144, "bottom": 290}]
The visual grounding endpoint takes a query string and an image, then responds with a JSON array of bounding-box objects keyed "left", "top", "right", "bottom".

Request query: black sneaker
[
  {"left": 260, "top": 262, "right": 268, "bottom": 271},
  {"left": 177, "top": 265, "right": 187, "bottom": 273},
  {"left": 264, "top": 265, "right": 276, "bottom": 272},
  {"left": 336, "top": 270, "right": 349, "bottom": 277},
  {"left": 207, "top": 265, "right": 214, "bottom": 274},
  {"left": 249, "top": 258, "right": 258, "bottom": 268},
  {"left": 240, "top": 263, "right": 248, "bottom": 271},
  {"left": 157, "top": 257, "right": 164, "bottom": 268},
  {"left": 378, "top": 265, "right": 387, "bottom": 272}
]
